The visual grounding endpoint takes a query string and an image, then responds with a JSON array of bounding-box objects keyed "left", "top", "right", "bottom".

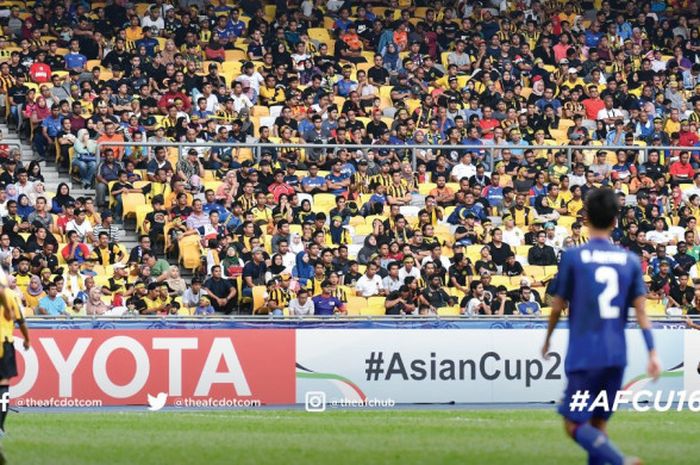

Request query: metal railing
[
  {"left": 23, "top": 315, "right": 684, "bottom": 322},
  {"left": 94, "top": 141, "right": 688, "bottom": 172}
]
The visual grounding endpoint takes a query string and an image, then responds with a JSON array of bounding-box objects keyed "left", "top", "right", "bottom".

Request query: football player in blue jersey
[{"left": 542, "top": 188, "right": 661, "bottom": 465}]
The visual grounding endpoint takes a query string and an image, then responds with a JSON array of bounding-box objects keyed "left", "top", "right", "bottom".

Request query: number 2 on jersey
[{"left": 595, "top": 266, "right": 620, "bottom": 319}]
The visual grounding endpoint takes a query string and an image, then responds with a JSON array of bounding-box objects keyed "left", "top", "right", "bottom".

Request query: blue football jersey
[{"left": 553, "top": 238, "right": 647, "bottom": 373}]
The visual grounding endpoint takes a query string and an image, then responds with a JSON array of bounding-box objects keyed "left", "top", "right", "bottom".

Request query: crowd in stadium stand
[{"left": 0, "top": 0, "right": 699, "bottom": 317}]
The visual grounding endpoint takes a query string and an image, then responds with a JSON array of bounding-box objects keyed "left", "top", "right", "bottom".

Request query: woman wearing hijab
[
  {"left": 293, "top": 252, "right": 314, "bottom": 286},
  {"left": 382, "top": 43, "right": 402, "bottom": 74},
  {"left": 265, "top": 254, "right": 287, "bottom": 282},
  {"left": 25, "top": 275, "right": 45, "bottom": 314},
  {"left": 289, "top": 232, "right": 305, "bottom": 254},
  {"left": 165, "top": 266, "right": 187, "bottom": 297},
  {"left": 86, "top": 287, "right": 129, "bottom": 316},
  {"left": 329, "top": 216, "right": 350, "bottom": 246},
  {"left": 16, "top": 194, "right": 34, "bottom": 220},
  {"left": 73, "top": 129, "right": 98, "bottom": 189},
  {"left": 51, "top": 183, "right": 75, "bottom": 214},
  {"left": 4, "top": 185, "right": 18, "bottom": 203},
  {"left": 86, "top": 287, "right": 110, "bottom": 316},
  {"left": 357, "top": 234, "right": 379, "bottom": 265},
  {"left": 272, "top": 41, "right": 293, "bottom": 69}
]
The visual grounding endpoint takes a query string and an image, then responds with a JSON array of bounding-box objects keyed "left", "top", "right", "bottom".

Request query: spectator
[
  {"left": 312, "top": 280, "right": 346, "bottom": 316},
  {"left": 203, "top": 265, "right": 237, "bottom": 314},
  {"left": 528, "top": 231, "right": 557, "bottom": 266}
]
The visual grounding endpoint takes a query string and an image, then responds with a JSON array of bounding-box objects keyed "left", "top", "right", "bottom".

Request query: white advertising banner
[
  {"left": 684, "top": 330, "right": 700, "bottom": 394},
  {"left": 296, "top": 329, "right": 685, "bottom": 404}
]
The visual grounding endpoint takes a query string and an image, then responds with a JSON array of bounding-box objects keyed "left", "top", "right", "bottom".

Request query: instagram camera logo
[
  {"left": 147, "top": 392, "right": 168, "bottom": 411},
  {"left": 305, "top": 391, "right": 326, "bottom": 413}
]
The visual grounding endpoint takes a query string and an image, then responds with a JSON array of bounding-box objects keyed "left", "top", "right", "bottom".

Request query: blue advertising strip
[{"left": 23, "top": 318, "right": 688, "bottom": 330}]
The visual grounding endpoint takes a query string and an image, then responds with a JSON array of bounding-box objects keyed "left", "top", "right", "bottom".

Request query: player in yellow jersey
[{"left": 0, "top": 284, "right": 30, "bottom": 442}]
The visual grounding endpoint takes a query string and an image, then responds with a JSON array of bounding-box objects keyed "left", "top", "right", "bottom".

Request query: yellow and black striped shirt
[
  {"left": 370, "top": 174, "right": 392, "bottom": 188},
  {"left": 0, "top": 74, "right": 15, "bottom": 93},
  {"left": 387, "top": 181, "right": 409, "bottom": 200},
  {"left": 352, "top": 171, "right": 371, "bottom": 195},
  {"left": 237, "top": 194, "right": 256, "bottom": 212},
  {"left": 330, "top": 287, "right": 347, "bottom": 303},
  {"left": 268, "top": 288, "right": 294, "bottom": 307},
  {"left": 215, "top": 109, "right": 237, "bottom": 123}
]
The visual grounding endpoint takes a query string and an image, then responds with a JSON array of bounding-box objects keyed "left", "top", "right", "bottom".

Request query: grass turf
[{"left": 2, "top": 409, "right": 697, "bottom": 465}]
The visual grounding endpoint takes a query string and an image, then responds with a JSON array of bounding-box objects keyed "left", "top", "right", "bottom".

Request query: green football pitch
[{"left": 2, "top": 409, "right": 697, "bottom": 465}]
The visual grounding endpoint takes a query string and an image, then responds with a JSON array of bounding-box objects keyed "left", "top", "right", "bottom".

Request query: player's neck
[{"left": 588, "top": 227, "right": 612, "bottom": 241}]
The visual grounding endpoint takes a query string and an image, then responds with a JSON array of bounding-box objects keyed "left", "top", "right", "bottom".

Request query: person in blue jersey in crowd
[{"left": 542, "top": 188, "right": 661, "bottom": 465}]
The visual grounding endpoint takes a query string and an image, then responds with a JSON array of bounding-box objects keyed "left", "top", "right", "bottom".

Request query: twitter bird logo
[{"left": 147, "top": 392, "right": 168, "bottom": 411}]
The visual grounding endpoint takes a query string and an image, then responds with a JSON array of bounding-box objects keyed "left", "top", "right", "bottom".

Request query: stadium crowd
[{"left": 0, "top": 0, "right": 699, "bottom": 317}]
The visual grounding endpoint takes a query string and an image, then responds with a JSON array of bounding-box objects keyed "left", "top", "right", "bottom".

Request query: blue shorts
[{"left": 558, "top": 366, "right": 625, "bottom": 424}]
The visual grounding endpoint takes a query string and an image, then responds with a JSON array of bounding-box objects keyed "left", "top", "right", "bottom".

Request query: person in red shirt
[
  {"left": 582, "top": 85, "right": 604, "bottom": 120},
  {"left": 478, "top": 106, "right": 500, "bottom": 140},
  {"left": 268, "top": 169, "right": 295, "bottom": 202},
  {"left": 678, "top": 120, "right": 699, "bottom": 147},
  {"left": 669, "top": 151, "right": 696, "bottom": 183},
  {"left": 29, "top": 51, "right": 52, "bottom": 84},
  {"left": 157, "top": 80, "right": 191, "bottom": 114}
]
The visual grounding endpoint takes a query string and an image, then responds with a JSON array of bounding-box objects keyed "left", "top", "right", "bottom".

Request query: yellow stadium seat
[
  {"left": 224, "top": 50, "right": 247, "bottom": 62},
  {"left": 203, "top": 180, "right": 223, "bottom": 192},
  {"left": 542, "top": 265, "right": 558, "bottom": 279},
  {"left": 308, "top": 27, "right": 331, "bottom": 43},
  {"left": 418, "top": 182, "right": 437, "bottom": 196},
  {"left": 252, "top": 285, "right": 266, "bottom": 312},
  {"left": 121, "top": 193, "right": 145, "bottom": 221},
  {"left": 353, "top": 224, "right": 372, "bottom": 236},
  {"left": 514, "top": 245, "right": 532, "bottom": 257},
  {"left": 361, "top": 296, "right": 386, "bottom": 316},
  {"left": 178, "top": 235, "right": 202, "bottom": 272},
  {"left": 540, "top": 306, "right": 552, "bottom": 316},
  {"left": 346, "top": 296, "right": 366, "bottom": 316},
  {"left": 490, "top": 276, "right": 511, "bottom": 288},
  {"left": 523, "top": 265, "right": 546, "bottom": 281},
  {"left": 313, "top": 193, "right": 336, "bottom": 212},
  {"left": 437, "top": 305, "right": 461, "bottom": 316},
  {"left": 557, "top": 215, "right": 576, "bottom": 229},
  {"left": 349, "top": 216, "right": 365, "bottom": 226}
]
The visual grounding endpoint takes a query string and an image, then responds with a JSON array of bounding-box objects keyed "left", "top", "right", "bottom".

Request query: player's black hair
[{"left": 585, "top": 188, "right": 619, "bottom": 230}]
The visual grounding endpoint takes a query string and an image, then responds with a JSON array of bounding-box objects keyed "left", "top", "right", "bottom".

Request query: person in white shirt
[
  {"left": 236, "top": 63, "right": 265, "bottom": 101},
  {"left": 141, "top": 7, "right": 164, "bottom": 32},
  {"left": 501, "top": 215, "right": 524, "bottom": 247},
  {"left": 65, "top": 209, "right": 94, "bottom": 243},
  {"left": 289, "top": 289, "right": 315, "bottom": 316},
  {"left": 230, "top": 81, "right": 254, "bottom": 113},
  {"left": 646, "top": 217, "right": 675, "bottom": 246},
  {"left": 355, "top": 263, "right": 386, "bottom": 297},
  {"left": 382, "top": 262, "right": 403, "bottom": 293},
  {"left": 682, "top": 173, "right": 700, "bottom": 202},
  {"left": 398, "top": 256, "right": 421, "bottom": 282},
  {"left": 596, "top": 95, "right": 624, "bottom": 131},
  {"left": 450, "top": 152, "right": 477, "bottom": 182}
]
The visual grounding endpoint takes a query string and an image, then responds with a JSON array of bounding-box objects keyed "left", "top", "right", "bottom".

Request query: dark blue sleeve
[{"left": 552, "top": 249, "right": 573, "bottom": 301}]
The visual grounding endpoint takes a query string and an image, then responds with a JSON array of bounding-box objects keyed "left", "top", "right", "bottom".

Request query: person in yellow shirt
[
  {"left": 664, "top": 106, "right": 681, "bottom": 135},
  {"left": 566, "top": 185, "right": 584, "bottom": 217},
  {"left": 0, "top": 284, "right": 30, "bottom": 437},
  {"left": 258, "top": 75, "right": 286, "bottom": 107},
  {"left": 124, "top": 16, "right": 143, "bottom": 42}
]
